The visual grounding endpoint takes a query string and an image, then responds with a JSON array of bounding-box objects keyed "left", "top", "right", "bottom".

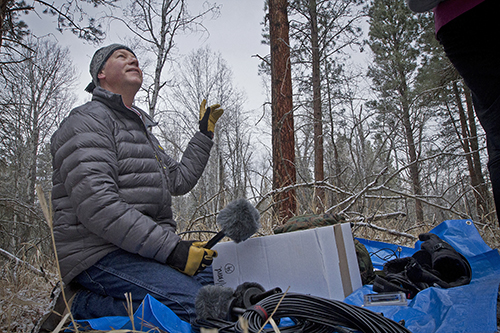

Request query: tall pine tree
[{"left": 367, "top": 0, "right": 425, "bottom": 223}]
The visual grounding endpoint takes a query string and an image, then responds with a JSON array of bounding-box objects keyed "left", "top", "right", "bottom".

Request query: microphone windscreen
[
  {"left": 195, "top": 285, "right": 234, "bottom": 321},
  {"left": 232, "top": 282, "right": 265, "bottom": 308},
  {"left": 216, "top": 198, "right": 260, "bottom": 243}
]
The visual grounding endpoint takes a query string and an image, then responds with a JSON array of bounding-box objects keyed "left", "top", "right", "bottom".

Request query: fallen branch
[
  {"left": 346, "top": 211, "right": 407, "bottom": 223},
  {"left": 352, "top": 222, "right": 417, "bottom": 240},
  {"left": 0, "top": 247, "right": 48, "bottom": 277},
  {"left": 327, "top": 167, "right": 389, "bottom": 214},
  {"left": 373, "top": 185, "right": 470, "bottom": 219},
  {"left": 255, "top": 180, "right": 351, "bottom": 210}
]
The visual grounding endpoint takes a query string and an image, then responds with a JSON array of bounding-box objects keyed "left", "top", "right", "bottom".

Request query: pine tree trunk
[
  {"left": 463, "top": 84, "right": 493, "bottom": 221},
  {"left": 269, "top": 0, "right": 296, "bottom": 223},
  {"left": 402, "top": 103, "right": 424, "bottom": 223},
  {"left": 309, "top": 0, "right": 324, "bottom": 212},
  {"left": 454, "top": 82, "right": 481, "bottom": 215}
]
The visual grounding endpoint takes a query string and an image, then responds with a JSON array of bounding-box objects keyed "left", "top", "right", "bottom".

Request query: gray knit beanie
[{"left": 85, "top": 44, "right": 136, "bottom": 93}]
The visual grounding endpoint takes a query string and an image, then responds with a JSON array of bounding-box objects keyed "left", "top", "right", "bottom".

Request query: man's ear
[{"left": 97, "top": 71, "right": 105, "bottom": 80}]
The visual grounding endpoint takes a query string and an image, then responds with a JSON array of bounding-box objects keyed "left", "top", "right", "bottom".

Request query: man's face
[{"left": 97, "top": 49, "right": 143, "bottom": 94}]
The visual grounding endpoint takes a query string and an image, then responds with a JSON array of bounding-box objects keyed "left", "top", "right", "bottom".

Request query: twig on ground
[{"left": 0, "top": 247, "right": 50, "bottom": 278}]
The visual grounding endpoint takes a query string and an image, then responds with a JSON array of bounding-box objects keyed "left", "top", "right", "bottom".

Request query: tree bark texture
[
  {"left": 309, "top": 0, "right": 325, "bottom": 211},
  {"left": 453, "top": 82, "right": 492, "bottom": 220},
  {"left": 269, "top": 0, "right": 296, "bottom": 222},
  {"left": 464, "top": 87, "right": 489, "bottom": 205},
  {"left": 402, "top": 103, "right": 424, "bottom": 223}
]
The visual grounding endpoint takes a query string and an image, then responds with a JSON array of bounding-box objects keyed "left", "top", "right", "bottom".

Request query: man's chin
[{"left": 126, "top": 76, "right": 143, "bottom": 88}]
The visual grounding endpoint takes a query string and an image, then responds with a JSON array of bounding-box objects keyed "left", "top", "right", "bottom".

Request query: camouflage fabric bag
[
  {"left": 274, "top": 213, "right": 375, "bottom": 285},
  {"left": 354, "top": 237, "right": 376, "bottom": 284},
  {"left": 273, "top": 213, "right": 345, "bottom": 234}
]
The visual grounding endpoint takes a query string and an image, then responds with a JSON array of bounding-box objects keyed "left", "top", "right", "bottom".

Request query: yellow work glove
[
  {"left": 166, "top": 240, "right": 218, "bottom": 276},
  {"left": 199, "top": 99, "right": 224, "bottom": 139}
]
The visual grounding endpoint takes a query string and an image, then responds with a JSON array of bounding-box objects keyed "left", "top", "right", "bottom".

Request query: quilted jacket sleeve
[
  {"left": 159, "top": 131, "right": 214, "bottom": 196},
  {"left": 51, "top": 105, "right": 180, "bottom": 263}
]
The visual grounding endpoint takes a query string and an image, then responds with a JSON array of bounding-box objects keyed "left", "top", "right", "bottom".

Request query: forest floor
[
  {"left": 1, "top": 258, "right": 57, "bottom": 332},
  {"left": 2, "top": 218, "right": 499, "bottom": 333}
]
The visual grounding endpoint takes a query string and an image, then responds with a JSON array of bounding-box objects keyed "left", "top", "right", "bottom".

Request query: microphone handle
[{"left": 204, "top": 230, "right": 226, "bottom": 249}]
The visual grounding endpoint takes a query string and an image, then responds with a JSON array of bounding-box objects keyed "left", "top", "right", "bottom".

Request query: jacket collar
[{"left": 92, "top": 86, "right": 158, "bottom": 128}]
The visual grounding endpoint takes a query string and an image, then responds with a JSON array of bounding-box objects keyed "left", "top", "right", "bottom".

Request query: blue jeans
[{"left": 71, "top": 249, "right": 214, "bottom": 324}]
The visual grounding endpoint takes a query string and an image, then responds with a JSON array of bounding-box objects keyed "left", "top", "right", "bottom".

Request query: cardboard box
[{"left": 212, "top": 223, "right": 362, "bottom": 300}]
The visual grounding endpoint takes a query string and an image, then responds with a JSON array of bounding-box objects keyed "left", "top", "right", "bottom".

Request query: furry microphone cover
[
  {"left": 216, "top": 198, "right": 261, "bottom": 243},
  {"left": 195, "top": 285, "right": 235, "bottom": 321}
]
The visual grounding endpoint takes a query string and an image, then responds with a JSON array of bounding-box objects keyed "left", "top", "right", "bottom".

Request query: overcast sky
[
  {"left": 26, "top": 0, "right": 269, "bottom": 114},
  {"left": 179, "top": 0, "right": 270, "bottom": 110}
]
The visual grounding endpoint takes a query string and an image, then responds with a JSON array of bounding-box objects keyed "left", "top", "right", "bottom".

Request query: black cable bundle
[
  {"left": 193, "top": 286, "right": 411, "bottom": 333},
  {"left": 233, "top": 293, "right": 412, "bottom": 333}
]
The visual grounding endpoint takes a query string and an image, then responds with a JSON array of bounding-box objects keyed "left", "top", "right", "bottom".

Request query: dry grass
[{"left": 0, "top": 255, "right": 58, "bottom": 332}]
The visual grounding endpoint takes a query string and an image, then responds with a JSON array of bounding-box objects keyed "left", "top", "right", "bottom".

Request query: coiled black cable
[
  {"left": 232, "top": 293, "right": 411, "bottom": 333},
  {"left": 194, "top": 292, "right": 411, "bottom": 332}
]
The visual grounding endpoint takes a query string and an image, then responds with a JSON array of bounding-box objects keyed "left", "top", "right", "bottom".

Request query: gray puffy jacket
[{"left": 51, "top": 87, "right": 213, "bottom": 284}]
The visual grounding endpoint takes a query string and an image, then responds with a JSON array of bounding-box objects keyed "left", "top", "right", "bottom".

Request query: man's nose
[{"left": 128, "top": 56, "right": 139, "bottom": 66}]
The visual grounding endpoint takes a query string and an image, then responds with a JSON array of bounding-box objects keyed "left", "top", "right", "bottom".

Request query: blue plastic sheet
[
  {"left": 349, "top": 219, "right": 500, "bottom": 333},
  {"left": 76, "top": 219, "right": 500, "bottom": 332},
  {"left": 75, "top": 294, "right": 192, "bottom": 332}
]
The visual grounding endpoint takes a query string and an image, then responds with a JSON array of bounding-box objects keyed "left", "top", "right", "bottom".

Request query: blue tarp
[
  {"left": 75, "top": 293, "right": 192, "bottom": 332},
  {"left": 76, "top": 219, "right": 500, "bottom": 332},
  {"left": 349, "top": 219, "right": 500, "bottom": 333}
]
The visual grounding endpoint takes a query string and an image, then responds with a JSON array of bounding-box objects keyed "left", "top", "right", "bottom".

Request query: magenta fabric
[{"left": 434, "top": 0, "right": 485, "bottom": 33}]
